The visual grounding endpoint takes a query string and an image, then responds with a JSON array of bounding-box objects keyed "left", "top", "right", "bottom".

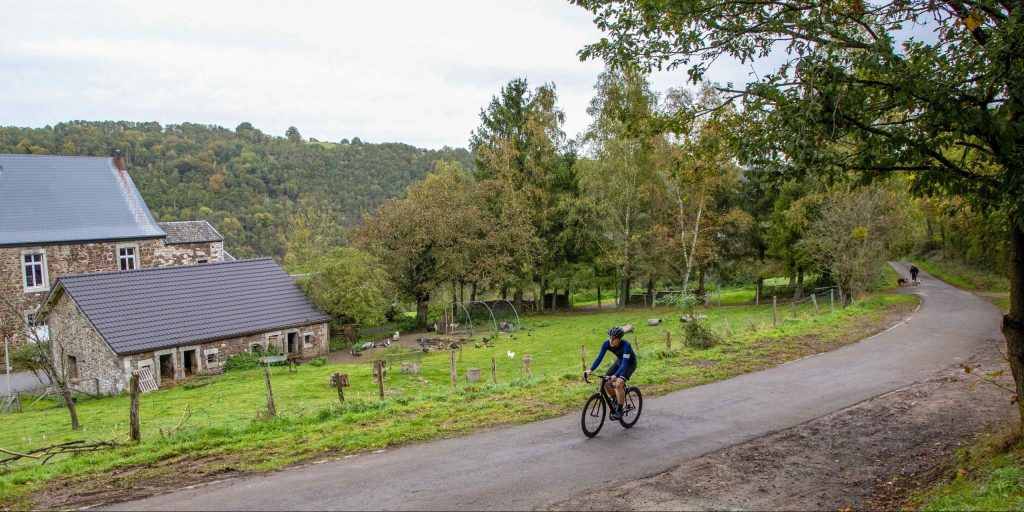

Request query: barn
[{"left": 39, "top": 258, "right": 330, "bottom": 394}]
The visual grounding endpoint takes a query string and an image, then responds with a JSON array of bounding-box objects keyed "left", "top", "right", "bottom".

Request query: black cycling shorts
[{"left": 605, "top": 360, "right": 636, "bottom": 381}]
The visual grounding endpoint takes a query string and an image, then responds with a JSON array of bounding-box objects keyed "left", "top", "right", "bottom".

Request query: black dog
[{"left": 897, "top": 278, "right": 908, "bottom": 287}]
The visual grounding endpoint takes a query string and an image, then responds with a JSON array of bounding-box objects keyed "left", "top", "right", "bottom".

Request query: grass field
[
  {"left": 0, "top": 291, "right": 917, "bottom": 508},
  {"left": 913, "top": 431, "right": 1024, "bottom": 511}
]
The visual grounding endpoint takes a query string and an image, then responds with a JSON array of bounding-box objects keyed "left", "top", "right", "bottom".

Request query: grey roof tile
[
  {"left": 54, "top": 258, "right": 329, "bottom": 355},
  {"left": 158, "top": 221, "right": 224, "bottom": 244},
  {"left": 0, "top": 154, "right": 165, "bottom": 246}
]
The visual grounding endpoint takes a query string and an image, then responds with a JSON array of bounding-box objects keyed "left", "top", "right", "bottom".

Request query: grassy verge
[
  {"left": 0, "top": 292, "right": 917, "bottom": 509},
  {"left": 912, "top": 256, "right": 1010, "bottom": 313},
  {"left": 911, "top": 430, "right": 1024, "bottom": 511}
]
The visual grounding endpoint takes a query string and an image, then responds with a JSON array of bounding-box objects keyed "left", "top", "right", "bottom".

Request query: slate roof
[
  {"left": 157, "top": 221, "right": 224, "bottom": 244},
  {"left": 50, "top": 258, "right": 329, "bottom": 355},
  {"left": 0, "top": 154, "right": 165, "bottom": 246}
]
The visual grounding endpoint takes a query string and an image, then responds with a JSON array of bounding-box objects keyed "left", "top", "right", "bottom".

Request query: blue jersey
[{"left": 589, "top": 339, "right": 636, "bottom": 377}]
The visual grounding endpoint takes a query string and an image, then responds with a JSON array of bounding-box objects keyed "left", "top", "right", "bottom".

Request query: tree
[
  {"left": 1, "top": 296, "right": 80, "bottom": 430},
  {"left": 801, "top": 185, "right": 910, "bottom": 303},
  {"left": 285, "top": 126, "right": 302, "bottom": 143},
  {"left": 574, "top": 0, "right": 1024, "bottom": 425},
  {"left": 352, "top": 161, "right": 482, "bottom": 326},
  {"left": 295, "top": 247, "right": 395, "bottom": 328},
  {"left": 470, "top": 78, "right": 570, "bottom": 310}
]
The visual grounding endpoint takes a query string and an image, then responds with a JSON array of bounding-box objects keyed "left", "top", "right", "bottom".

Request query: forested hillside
[{"left": 0, "top": 121, "right": 473, "bottom": 260}]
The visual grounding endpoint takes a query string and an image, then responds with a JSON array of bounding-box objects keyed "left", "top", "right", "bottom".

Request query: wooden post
[
  {"left": 791, "top": 302, "right": 797, "bottom": 318},
  {"left": 772, "top": 296, "right": 777, "bottom": 327},
  {"left": 376, "top": 360, "right": 385, "bottom": 399},
  {"left": 811, "top": 293, "right": 819, "bottom": 315},
  {"left": 334, "top": 373, "right": 345, "bottom": 403},
  {"left": 830, "top": 288, "right": 835, "bottom": 313},
  {"left": 717, "top": 284, "right": 722, "bottom": 307},
  {"left": 449, "top": 349, "right": 457, "bottom": 389},
  {"left": 129, "top": 373, "right": 141, "bottom": 442},
  {"left": 263, "top": 365, "right": 276, "bottom": 417},
  {"left": 523, "top": 355, "right": 532, "bottom": 379},
  {"left": 665, "top": 331, "right": 671, "bottom": 349},
  {"left": 580, "top": 345, "right": 587, "bottom": 373},
  {"left": 634, "top": 334, "right": 639, "bottom": 350},
  {"left": 755, "top": 286, "right": 760, "bottom": 306},
  {"left": 490, "top": 356, "right": 497, "bottom": 384}
]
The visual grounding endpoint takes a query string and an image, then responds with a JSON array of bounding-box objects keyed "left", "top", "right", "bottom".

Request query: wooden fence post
[
  {"left": 449, "top": 349, "right": 457, "bottom": 389},
  {"left": 665, "top": 331, "right": 671, "bottom": 349},
  {"left": 129, "top": 373, "right": 141, "bottom": 443},
  {"left": 491, "top": 356, "right": 497, "bottom": 384},
  {"left": 334, "top": 373, "right": 345, "bottom": 403},
  {"left": 376, "top": 360, "right": 385, "bottom": 399},
  {"left": 580, "top": 345, "right": 587, "bottom": 373},
  {"left": 830, "top": 288, "right": 835, "bottom": 313},
  {"left": 263, "top": 366, "right": 276, "bottom": 417},
  {"left": 755, "top": 286, "right": 760, "bottom": 306},
  {"left": 772, "top": 296, "right": 778, "bottom": 327},
  {"left": 811, "top": 293, "right": 819, "bottom": 315},
  {"left": 523, "top": 355, "right": 532, "bottom": 379},
  {"left": 717, "top": 284, "right": 722, "bottom": 307}
]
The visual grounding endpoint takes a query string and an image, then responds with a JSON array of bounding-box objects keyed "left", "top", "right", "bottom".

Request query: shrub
[
  {"left": 683, "top": 321, "right": 721, "bottom": 349},
  {"left": 223, "top": 352, "right": 263, "bottom": 372},
  {"left": 307, "top": 356, "right": 327, "bottom": 367}
]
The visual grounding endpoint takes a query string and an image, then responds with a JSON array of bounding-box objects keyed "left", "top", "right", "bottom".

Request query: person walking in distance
[{"left": 910, "top": 264, "right": 920, "bottom": 284}]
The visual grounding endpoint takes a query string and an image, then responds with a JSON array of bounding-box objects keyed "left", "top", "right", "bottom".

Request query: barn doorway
[
  {"left": 182, "top": 349, "right": 198, "bottom": 376},
  {"left": 286, "top": 332, "right": 298, "bottom": 355},
  {"left": 158, "top": 353, "right": 174, "bottom": 382}
]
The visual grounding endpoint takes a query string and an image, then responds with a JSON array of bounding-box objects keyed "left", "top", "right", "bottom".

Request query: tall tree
[
  {"left": 578, "top": 68, "right": 667, "bottom": 306},
  {"left": 574, "top": 0, "right": 1024, "bottom": 425},
  {"left": 470, "top": 78, "right": 570, "bottom": 310}
]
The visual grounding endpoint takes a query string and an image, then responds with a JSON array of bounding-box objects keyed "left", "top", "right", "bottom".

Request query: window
[
  {"left": 303, "top": 333, "right": 312, "bottom": 345},
  {"left": 250, "top": 344, "right": 263, "bottom": 353},
  {"left": 118, "top": 246, "right": 138, "bottom": 271},
  {"left": 205, "top": 349, "right": 219, "bottom": 365},
  {"left": 23, "top": 311, "right": 49, "bottom": 342},
  {"left": 66, "top": 355, "right": 79, "bottom": 380},
  {"left": 197, "top": 259, "right": 209, "bottom": 264},
  {"left": 21, "top": 252, "right": 48, "bottom": 291}
]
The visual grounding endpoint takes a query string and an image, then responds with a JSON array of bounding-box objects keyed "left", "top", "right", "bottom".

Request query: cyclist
[{"left": 584, "top": 326, "right": 637, "bottom": 420}]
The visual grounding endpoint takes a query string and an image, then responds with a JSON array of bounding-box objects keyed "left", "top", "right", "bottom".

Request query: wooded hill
[{"left": 0, "top": 121, "right": 473, "bottom": 260}]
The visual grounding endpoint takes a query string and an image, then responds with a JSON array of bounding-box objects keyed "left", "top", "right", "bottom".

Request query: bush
[
  {"left": 223, "top": 352, "right": 263, "bottom": 372},
  {"left": 683, "top": 321, "right": 721, "bottom": 349},
  {"left": 307, "top": 356, "right": 327, "bottom": 367}
]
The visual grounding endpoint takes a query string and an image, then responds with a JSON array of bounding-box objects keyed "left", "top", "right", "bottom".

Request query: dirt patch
[
  {"left": 546, "top": 340, "right": 1017, "bottom": 511},
  {"left": 29, "top": 454, "right": 254, "bottom": 511}
]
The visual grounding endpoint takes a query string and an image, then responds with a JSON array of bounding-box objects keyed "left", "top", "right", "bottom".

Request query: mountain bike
[{"left": 581, "top": 373, "right": 643, "bottom": 437}]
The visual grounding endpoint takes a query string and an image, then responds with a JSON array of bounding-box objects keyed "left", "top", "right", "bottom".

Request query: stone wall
[
  {"left": 122, "top": 321, "right": 329, "bottom": 388},
  {"left": 1, "top": 237, "right": 219, "bottom": 359},
  {"left": 47, "top": 292, "right": 125, "bottom": 395},
  {"left": 154, "top": 241, "right": 224, "bottom": 267}
]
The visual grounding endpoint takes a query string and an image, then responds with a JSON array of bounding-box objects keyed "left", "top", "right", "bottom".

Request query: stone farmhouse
[
  {"left": 39, "top": 258, "right": 330, "bottom": 394},
  {"left": 0, "top": 152, "right": 230, "bottom": 354}
]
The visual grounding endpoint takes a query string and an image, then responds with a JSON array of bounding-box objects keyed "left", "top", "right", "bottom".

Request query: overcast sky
[{"left": 1, "top": 1, "right": 856, "bottom": 149}]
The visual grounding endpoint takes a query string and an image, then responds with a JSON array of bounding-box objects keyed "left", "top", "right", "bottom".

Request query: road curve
[{"left": 110, "top": 263, "right": 1003, "bottom": 511}]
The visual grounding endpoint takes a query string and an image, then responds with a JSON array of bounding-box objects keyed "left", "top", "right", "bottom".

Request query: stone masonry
[{"left": 46, "top": 286, "right": 329, "bottom": 394}]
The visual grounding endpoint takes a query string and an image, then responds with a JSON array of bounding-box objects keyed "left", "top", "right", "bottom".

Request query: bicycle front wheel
[
  {"left": 619, "top": 387, "right": 643, "bottom": 428},
  {"left": 581, "top": 393, "right": 606, "bottom": 437}
]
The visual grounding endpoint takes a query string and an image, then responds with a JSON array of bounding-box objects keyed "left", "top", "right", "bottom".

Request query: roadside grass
[
  {"left": 0, "top": 292, "right": 917, "bottom": 509},
  {"left": 913, "top": 257, "right": 1009, "bottom": 293},
  {"left": 911, "top": 430, "right": 1024, "bottom": 511}
]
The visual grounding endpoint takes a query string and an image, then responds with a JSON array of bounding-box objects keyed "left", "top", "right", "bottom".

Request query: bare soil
[{"left": 547, "top": 339, "right": 1018, "bottom": 511}]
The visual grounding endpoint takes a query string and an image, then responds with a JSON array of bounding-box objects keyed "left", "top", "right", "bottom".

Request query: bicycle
[{"left": 581, "top": 373, "right": 643, "bottom": 437}]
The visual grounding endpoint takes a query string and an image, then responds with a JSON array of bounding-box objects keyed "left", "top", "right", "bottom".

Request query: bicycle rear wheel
[
  {"left": 581, "top": 393, "right": 606, "bottom": 437},
  {"left": 619, "top": 387, "right": 643, "bottom": 428}
]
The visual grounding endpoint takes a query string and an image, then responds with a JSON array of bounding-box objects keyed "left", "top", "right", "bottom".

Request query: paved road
[{"left": 112, "top": 263, "right": 1003, "bottom": 511}]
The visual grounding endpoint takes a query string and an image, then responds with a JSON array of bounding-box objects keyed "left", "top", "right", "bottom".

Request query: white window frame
[
  {"left": 117, "top": 244, "right": 139, "bottom": 271},
  {"left": 205, "top": 348, "right": 220, "bottom": 366},
  {"left": 23, "top": 310, "right": 49, "bottom": 342},
  {"left": 20, "top": 250, "right": 49, "bottom": 292}
]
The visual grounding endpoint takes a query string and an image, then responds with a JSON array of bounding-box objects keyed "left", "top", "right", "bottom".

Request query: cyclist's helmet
[{"left": 608, "top": 326, "right": 625, "bottom": 340}]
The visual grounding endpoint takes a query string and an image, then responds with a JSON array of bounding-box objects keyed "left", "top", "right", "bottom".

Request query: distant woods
[{"left": 0, "top": 121, "right": 473, "bottom": 260}]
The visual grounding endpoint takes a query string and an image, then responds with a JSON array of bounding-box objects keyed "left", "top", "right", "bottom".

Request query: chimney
[{"left": 112, "top": 149, "right": 126, "bottom": 171}]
